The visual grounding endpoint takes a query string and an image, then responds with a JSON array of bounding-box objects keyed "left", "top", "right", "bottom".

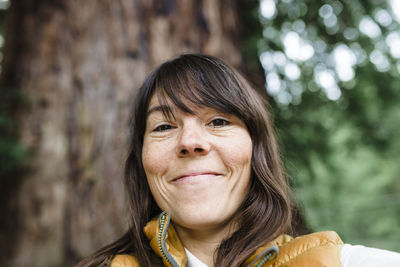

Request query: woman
[{"left": 77, "top": 54, "right": 400, "bottom": 267}]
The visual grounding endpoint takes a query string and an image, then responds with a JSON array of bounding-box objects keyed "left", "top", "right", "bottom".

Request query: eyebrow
[{"left": 146, "top": 105, "right": 175, "bottom": 119}]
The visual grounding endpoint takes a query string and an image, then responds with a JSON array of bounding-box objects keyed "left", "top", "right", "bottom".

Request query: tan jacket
[{"left": 111, "top": 211, "right": 343, "bottom": 267}]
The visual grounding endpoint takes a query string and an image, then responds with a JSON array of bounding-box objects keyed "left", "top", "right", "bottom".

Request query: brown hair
[{"left": 76, "top": 54, "right": 293, "bottom": 266}]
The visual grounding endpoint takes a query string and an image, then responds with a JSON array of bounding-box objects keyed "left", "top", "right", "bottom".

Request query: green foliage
[{"left": 258, "top": 0, "right": 400, "bottom": 250}]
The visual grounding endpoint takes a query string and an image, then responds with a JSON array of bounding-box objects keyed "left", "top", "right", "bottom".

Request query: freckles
[
  {"left": 142, "top": 140, "right": 173, "bottom": 177},
  {"left": 143, "top": 152, "right": 160, "bottom": 175},
  {"left": 225, "top": 135, "right": 252, "bottom": 164},
  {"left": 141, "top": 146, "right": 152, "bottom": 171}
]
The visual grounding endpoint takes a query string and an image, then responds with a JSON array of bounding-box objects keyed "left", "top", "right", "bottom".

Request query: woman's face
[{"left": 142, "top": 94, "right": 252, "bottom": 231}]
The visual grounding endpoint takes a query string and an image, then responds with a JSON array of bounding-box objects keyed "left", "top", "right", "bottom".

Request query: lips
[{"left": 172, "top": 171, "right": 222, "bottom": 183}]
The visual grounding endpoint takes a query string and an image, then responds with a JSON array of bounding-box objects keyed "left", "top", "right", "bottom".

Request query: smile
[{"left": 172, "top": 172, "right": 222, "bottom": 184}]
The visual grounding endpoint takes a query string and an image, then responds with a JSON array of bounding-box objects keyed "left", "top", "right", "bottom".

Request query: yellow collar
[
  {"left": 143, "top": 212, "right": 343, "bottom": 267},
  {"left": 143, "top": 211, "right": 280, "bottom": 267},
  {"left": 113, "top": 212, "right": 342, "bottom": 266},
  {"left": 144, "top": 212, "right": 187, "bottom": 267}
]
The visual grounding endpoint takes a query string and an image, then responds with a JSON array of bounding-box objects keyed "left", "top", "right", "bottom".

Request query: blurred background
[{"left": 0, "top": 0, "right": 399, "bottom": 266}]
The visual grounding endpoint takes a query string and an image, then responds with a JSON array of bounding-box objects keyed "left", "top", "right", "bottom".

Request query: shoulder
[
  {"left": 269, "top": 230, "right": 343, "bottom": 248},
  {"left": 110, "top": 254, "right": 140, "bottom": 267},
  {"left": 244, "top": 231, "right": 343, "bottom": 266},
  {"left": 292, "top": 230, "right": 343, "bottom": 246},
  {"left": 274, "top": 231, "right": 343, "bottom": 266}
]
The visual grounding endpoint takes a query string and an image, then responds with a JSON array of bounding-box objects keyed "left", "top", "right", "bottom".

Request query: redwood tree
[{"left": 0, "top": 1, "right": 268, "bottom": 266}]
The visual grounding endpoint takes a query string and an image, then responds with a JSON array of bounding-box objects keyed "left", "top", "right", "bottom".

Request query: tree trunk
[{"left": 0, "top": 1, "right": 261, "bottom": 266}]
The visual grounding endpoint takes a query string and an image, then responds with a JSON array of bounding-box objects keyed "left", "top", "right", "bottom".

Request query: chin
[
  {"left": 171, "top": 206, "right": 235, "bottom": 231},
  {"left": 175, "top": 217, "right": 227, "bottom": 231}
]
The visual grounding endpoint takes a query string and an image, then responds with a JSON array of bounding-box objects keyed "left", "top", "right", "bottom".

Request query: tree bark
[{"left": 0, "top": 1, "right": 259, "bottom": 266}]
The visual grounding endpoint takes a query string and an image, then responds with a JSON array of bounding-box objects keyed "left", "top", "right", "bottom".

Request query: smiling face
[{"left": 142, "top": 94, "right": 253, "bottom": 232}]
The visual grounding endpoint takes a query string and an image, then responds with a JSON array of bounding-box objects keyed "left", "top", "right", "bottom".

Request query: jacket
[{"left": 110, "top": 211, "right": 343, "bottom": 267}]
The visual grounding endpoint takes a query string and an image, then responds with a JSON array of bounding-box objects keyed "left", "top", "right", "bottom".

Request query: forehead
[
  {"left": 146, "top": 93, "right": 232, "bottom": 122},
  {"left": 147, "top": 93, "right": 200, "bottom": 114},
  {"left": 148, "top": 93, "right": 161, "bottom": 108},
  {"left": 147, "top": 94, "right": 176, "bottom": 113}
]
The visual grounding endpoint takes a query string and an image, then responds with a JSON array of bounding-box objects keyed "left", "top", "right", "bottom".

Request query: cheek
[
  {"left": 142, "top": 138, "right": 175, "bottom": 191},
  {"left": 142, "top": 141, "right": 153, "bottom": 174},
  {"left": 142, "top": 140, "right": 168, "bottom": 208},
  {"left": 142, "top": 146, "right": 155, "bottom": 174},
  {"left": 224, "top": 133, "right": 253, "bottom": 168},
  {"left": 142, "top": 140, "right": 165, "bottom": 177},
  {"left": 142, "top": 140, "right": 162, "bottom": 190}
]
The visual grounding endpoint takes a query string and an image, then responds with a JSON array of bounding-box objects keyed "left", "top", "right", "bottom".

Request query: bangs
[{"left": 153, "top": 54, "right": 247, "bottom": 120}]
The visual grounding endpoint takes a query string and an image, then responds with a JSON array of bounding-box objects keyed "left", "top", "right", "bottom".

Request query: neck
[{"left": 174, "top": 222, "right": 236, "bottom": 267}]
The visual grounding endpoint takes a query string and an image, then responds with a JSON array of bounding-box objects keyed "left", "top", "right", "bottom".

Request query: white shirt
[
  {"left": 185, "top": 248, "right": 208, "bottom": 267},
  {"left": 340, "top": 244, "right": 400, "bottom": 267},
  {"left": 185, "top": 245, "right": 400, "bottom": 267}
]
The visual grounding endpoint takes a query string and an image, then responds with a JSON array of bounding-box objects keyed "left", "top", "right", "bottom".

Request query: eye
[
  {"left": 153, "top": 124, "right": 174, "bottom": 132},
  {"left": 209, "top": 118, "right": 230, "bottom": 128}
]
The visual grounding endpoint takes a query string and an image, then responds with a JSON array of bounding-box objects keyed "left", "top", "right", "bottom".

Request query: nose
[{"left": 177, "top": 124, "right": 210, "bottom": 157}]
